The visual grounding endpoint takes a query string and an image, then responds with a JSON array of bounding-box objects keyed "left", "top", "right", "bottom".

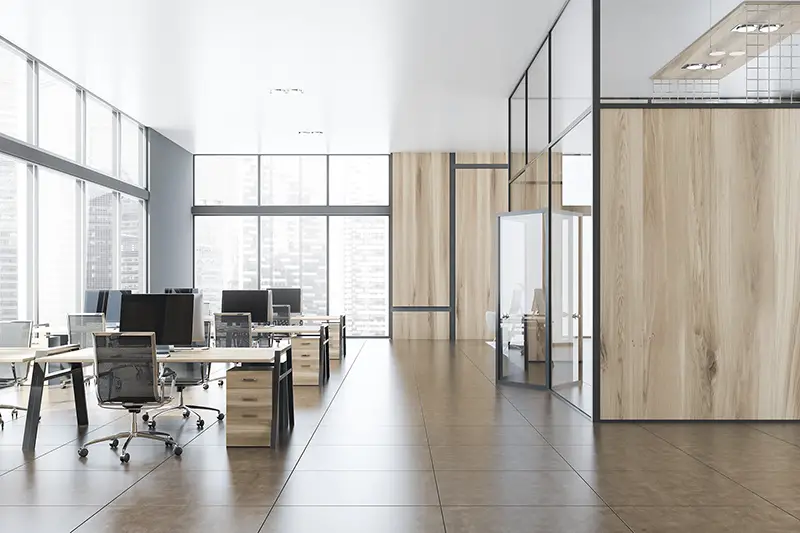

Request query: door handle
[{"left": 572, "top": 314, "right": 582, "bottom": 319}]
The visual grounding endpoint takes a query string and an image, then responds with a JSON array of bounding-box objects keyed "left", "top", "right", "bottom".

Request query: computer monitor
[
  {"left": 165, "top": 288, "right": 199, "bottom": 294},
  {"left": 119, "top": 294, "right": 194, "bottom": 346},
  {"left": 84, "top": 290, "right": 105, "bottom": 314},
  {"left": 221, "top": 290, "right": 269, "bottom": 323},
  {"left": 268, "top": 287, "right": 302, "bottom": 314},
  {"left": 105, "top": 290, "right": 131, "bottom": 324}
]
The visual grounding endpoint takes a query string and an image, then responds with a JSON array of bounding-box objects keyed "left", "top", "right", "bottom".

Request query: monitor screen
[
  {"left": 221, "top": 290, "right": 269, "bottom": 323},
  {"left": 119, "top": 294, "right": 194, "bottom": 346},
  {"left": 165, "top": 288, "right": 199, "bottom": 294},
  {"left": 84, "top": 290, "right": 105, "bottom": 314},
  {"left": 105, "top": 290, "right": 131, "bottom": 324},
  {"left": 268, "top": 288, "right": 302, "bottom": 314}
]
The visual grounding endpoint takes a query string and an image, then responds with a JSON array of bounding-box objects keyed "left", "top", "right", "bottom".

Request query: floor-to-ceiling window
[
  {"left": 193, "top": 154, "right": 390, "bottom": 337},
  {"left": 0, "top": 37, "right": 149, "bottom": 329}
]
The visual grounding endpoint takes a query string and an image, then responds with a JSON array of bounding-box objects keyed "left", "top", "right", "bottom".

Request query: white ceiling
[{"left": 0, "top": 0, "right": 567, "bottom": 154}]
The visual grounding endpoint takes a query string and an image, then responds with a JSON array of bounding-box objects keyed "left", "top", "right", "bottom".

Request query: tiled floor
[{"left": 1, "top": 340, "right": 800, "bottom": 532}]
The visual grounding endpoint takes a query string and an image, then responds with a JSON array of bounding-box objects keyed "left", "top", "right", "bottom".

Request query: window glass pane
[
  {"left": 39, "top": 169, "right": 78, "bottom": 329},
  {"left": 260, "top": 156, "right": 326, "bottom": 205},
  {"left": 0, "top": 42, "right": 29, "bottom": 142},
  {"left": 119, "top": 195, "right": 146, "bottom": 292},
  {"left": 85, "top": 96, "right": 114, "bottom": 175},
  {"left": 85, "top": 184, "right": 117, "bottom": 290},
  {"left": 0, "top": 155, "right": 29, "bottom": 320},
  {"left": 510, "top": 77, "right": 526, "bottom": 178},
  {"left": 194, "top": 216, "right": 258, "bottom": 313},
  {"left": 551, "top": 0, "right": 592, "bottom": 138},
  {"left": 329, "top": 156, "right": 389, "bottom": 205},
  {"left": 329, "top": 216, "right": 388, "bottom": 336},
  {"left": 527, "top": 37, "right": 549, "bottom": 163},
  {"left": 120, "top": 116, "right": 144, "bottom": 186},
  {"left": 194, "top": 156, "right": 258, "bottom": 206},
  {"left": 260, "top": 216, "right": 326, "bottom": 316},
  {"left": 39, "top": 67, "right": 77, "bottom": 161}
]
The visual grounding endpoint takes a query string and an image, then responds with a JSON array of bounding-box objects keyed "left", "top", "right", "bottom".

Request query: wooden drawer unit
[
  {"left": 225, "top": 368, "right": 274, "bottom": 448},
  {"left": 292, "top": 336, "right": 326, "bottom": 386},
  {"left": 329, "top": 324, "right": 341, "bottom": 360}
]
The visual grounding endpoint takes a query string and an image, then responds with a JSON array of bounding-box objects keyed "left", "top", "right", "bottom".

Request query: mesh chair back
[
  {"left": 0, "top": 320, "right": 33, "bottom": 383},
  {"left": 214, "top": 313, "right": 252, "bottom": 348},
  {"left": 93, "top": 333, "right": 160, "bottom": 406},
  {"left": 68, "top": 313, "right": 106, "bottom": 349}
]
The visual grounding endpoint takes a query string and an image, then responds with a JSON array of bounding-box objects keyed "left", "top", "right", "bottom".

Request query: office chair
[
  {"left": 271, "top": 305, "right": 291, "bottom": 326},
  {"left": 78, "top": 332, "right": 182, "bottom": 463},
  {"left": 210, "top": 312, "right": 252, "bottom": 387},
  {"left": 0, "top": 320, "right": 33, "bottom": 430},
  {"left": 67, "top": 313, "right": 106, "bottom": 386},
  {"left": 142, "top": 361, "right": 225, "bottom": 430}
]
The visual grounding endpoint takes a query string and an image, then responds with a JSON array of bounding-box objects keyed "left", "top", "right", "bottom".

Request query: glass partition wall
[{"left": 502, "top": 0, "right": 595, "bottom": 418}]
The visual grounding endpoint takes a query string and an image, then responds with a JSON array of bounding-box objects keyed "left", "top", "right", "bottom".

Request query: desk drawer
[
  {"left": 225, "top": 411, "right": 272, "bottom": 448},
  {"left": 292, "top": 337, "right": 319, "bottom": 350},
  {"left": 227, "top": 388, "right": 272, "bottom": 410},
  {"left": 294, "top": 358, "right": 321, "bottom": 386},
  {"left": 227, "top": 369, "right": 272, "bottom": 390}
]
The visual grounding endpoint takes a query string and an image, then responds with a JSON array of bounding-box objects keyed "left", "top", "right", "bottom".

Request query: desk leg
[
  {"left": 22, "top": 362, "right": 45, "bottom": 451},
  {"left": 287, "top": 347, "right": 295, "bottom": 429},
  {"left": 71, "top": 363, "right": 89, "bottom": 426},
  {"left": 271, "top": 360, "right": 280, "bottom": 448},
  {"left": 340, "top": 316, "right": 346, "bottom": 357}
]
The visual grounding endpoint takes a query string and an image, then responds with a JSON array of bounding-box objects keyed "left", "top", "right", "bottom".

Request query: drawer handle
[
  {"left": 301, "top": 354, "right": 311, "bottom": 358},
  {"left": 241, "top": 413, "right": 258, "bottom": 418},
  {"left": 241, "top": 397, "right": 259, "bottom": 402},
  {"left": 301, "top": 364, "right": 312, "bottom": 368},
  {"left": 241, "top": 377, "right": 259, "bottom": 383}
]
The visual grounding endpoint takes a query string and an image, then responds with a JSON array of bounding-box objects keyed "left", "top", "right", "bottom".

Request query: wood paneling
[
  {"left": 601, "top": 107, "right": 800, "bottom": 420},
  {"left": 391, "top": 153, "right": 450, "bottom": 307},
  {"left": 456, "top": 168, "right": 509, "bottom": 340},
  {"left": 456, "top": 152, "right": 508, "bottom": 165},
  {"left": 510, "top": 154, "right": 563, "bottom": 212},
  {"left": 393, "top": 312, "right": 450, "bottom": 340}
]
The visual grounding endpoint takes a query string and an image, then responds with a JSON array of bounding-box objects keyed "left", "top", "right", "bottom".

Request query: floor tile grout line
[
  {"left": 746, "top": 423, "right": 800, "bottom": 450},
  {"left": 637, "top": 424, "right": 800, "bottom": 521},
  {"left": 452, "top": 343, "right": 635, "bottom": 533},
  {"left": 256, "top": 339, "right": 369, "bottom": 533}
]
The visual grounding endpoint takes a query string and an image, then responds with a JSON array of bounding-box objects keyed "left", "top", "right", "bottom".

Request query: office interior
[{"left": 2, "top": 0, "right": 800, "bottom": 531}]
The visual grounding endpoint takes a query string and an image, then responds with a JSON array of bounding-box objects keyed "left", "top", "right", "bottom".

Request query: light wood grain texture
[
  {"left": 456, "top": 168, "right": 509, "bottom": 340},
  {"left": 510, "top": 153, "right": 563, "bottom": 212},
  {"left": 456, "top": 152, "right": 508, "bottom": 165},
  {"left": 226, "top": 368, "right": 273, "bottom": 447},
  {"left": 391, "top": 153, "right": 450, "bottom": 307},
  {"left": 600, "top": 107, "right": 800, "bottom": 420},
  {"left": 393, "top": 312, "right": 450, "bottom": 340}
]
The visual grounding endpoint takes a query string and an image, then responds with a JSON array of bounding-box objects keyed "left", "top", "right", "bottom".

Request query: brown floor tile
[
  {"left": 75, "top": 505, "right": 269, "bottom": 533},
  {"left": 296, "top": 445, "right": 432, "bottom": 471},
  {"left": 679, "top": 440, "right": 800, "bottom": 474},
  {"left": 425, "top": 425, "right": 547, "bottom": 446},
  {"left": 261, "top": 506, "right": 445, "bottom": 533},
  {"left": 0, "top": 424, "right": 106, "bottom": 446},
  {"left": 436, "top": 471, "right": 604, "bottom": 506},
  {"left": 0, "top": 469, "right": 147, "bottom": 505},
  {"left": 20, "top": 442, "right": 176, "bottom": 471},
  {"left": 580, "top": 469, "right": 765, "bottom": 506},
  {"left": 536, "top": 425, "right": 665, "bottom": 446},
  {"left": 640, "top": 423, "right": 784, "bottom": 447},
  {"left": 725, "top": 470, "right": 800, "bottom": 515},
  {"left": 0, "top": 444, "right": 58, "bottom": 472},
  {"left": 443, "top": 506, "right": 630, "bottom": 533},
  {"left": 430, "top": 445, "right": 571, "bottom": 471},
  {"left": 276, "top": 471, "right": 440, "bottom": 506},
  {"left": 614, "top": 505, "right": 800, "bottom": 532},
  {"left": 111, "top": 469, "right": 288, "bottom": 506},
  {"left": 423, "top": 409, "right": 531, "bottom": 427},
  {"left": 156, "top": 445, "right": 304, "bottom": 472},
  {"left": 555, "top": 442, "right": 707, "bottom": 471},
  {"left": 0, "top": 505, "right": 101, "bottom": 533},
  {"left": 309, "top": 424, "right": 429, "bottom": 446},
  {"left": 749, "top": 423, "right": 800, "bottom": 446},
  {"left": 517, "top": 402, "right": 594, "bottom": 426}
]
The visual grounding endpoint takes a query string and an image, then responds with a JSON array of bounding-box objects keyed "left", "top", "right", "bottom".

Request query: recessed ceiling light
[
  {"left": 709, "top": 50, "right": 727, "bottom": 57},
  {"left": 729, "top": 50, "right": 746, "bottom": 57},
  {"left": 732, "top": 23, "right": 761, "bottom": 33},
  {"left": 297, "top": 130, "right": 323, "bottom": 136},
  {"left": 758, "top": 23, "right": 783, "bottom": 33},
  {"left": 704, "top": 63, "right": 723, "bottom": 71},
  {"left": 269, "top": 88, "right": 304, "bottom": 95},
  {"left": 682, "top": 63, "right": 706, "bottom": 71}
]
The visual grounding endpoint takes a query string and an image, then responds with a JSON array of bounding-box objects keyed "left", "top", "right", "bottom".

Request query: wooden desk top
[
  {"left": 252, "top": 325, "right": 325, "bottom": 335},
  {"left": 38, "top": 345, "right": 290, "bottom": 365},
  {"left": 289, "top": 315, "right": 343, "bottom": 322},
  {"left": 0, "top": 344, "right": 80, "bottom": 363}
]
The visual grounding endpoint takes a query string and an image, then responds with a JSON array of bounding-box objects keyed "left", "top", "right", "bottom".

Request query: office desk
[
  {"left": 28, "top": 345, "right": 294, "bottom": 450},
  {"left": 289, "top": 315, "right": 347, "bottom": 358},
  {"left": 252, "top": 325, "right": 330, "bottom": 386}
]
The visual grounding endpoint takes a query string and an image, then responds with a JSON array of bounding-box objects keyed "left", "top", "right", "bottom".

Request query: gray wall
[{"left": 148, "top": 129, "right": 193, "bottom": 292}]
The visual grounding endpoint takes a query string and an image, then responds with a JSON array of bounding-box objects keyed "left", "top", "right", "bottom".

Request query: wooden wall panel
[
  {"left": 600, "top": 108, "right": 800, "bottom": 420},
  {"left": 509, "top": 154, "right": 563, "bottom": 212},
  {"left": 393, "top": 312, "right": 450, "bottom": 340},
  {"left": 455, "top": 168, "right": 509, "bottom": 340},
  {"left": 456, "top": 152, "right": 508, "bottom": 165},
  {"left": 391, "top": 153, "right": 450, "bottom": 307}
]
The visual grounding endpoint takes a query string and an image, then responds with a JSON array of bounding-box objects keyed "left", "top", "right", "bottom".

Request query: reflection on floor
[{"left": 2, "top": 339, "right": 800, "bottom": 532}]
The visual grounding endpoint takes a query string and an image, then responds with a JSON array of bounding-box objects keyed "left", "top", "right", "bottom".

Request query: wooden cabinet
[
  {"left": 225, "top": 368, "right": 274, "bottom": 447},
  {"left": 291, "top": 328, "right": 330, "bottom": 386}
]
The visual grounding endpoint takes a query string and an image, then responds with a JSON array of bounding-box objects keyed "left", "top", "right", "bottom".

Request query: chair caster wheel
[
  {"left": 142, "top": 413, "right": 149, "bottom": 422},
  {"left": 78, "top": 448, "right": 88, "bottom": 458},
  {"left": 196, "top": 419, "right": 205, "bottom": 429},
  {"left": 218, "top": 380, "right": 224, "bottom": 387},
  {"left": 203, "top": 383, "right": 209, "bottom": 390},
  {"left": 11, "top": 409, "right": 18, "bottom": 419},
  {"left": 120, "top": 453, "right": 130, "bottom": 463},
  {"left": 174, "top": 446, "right": 183, "bottom": 456},
  {"left": 147, "top": 421, "right": 156, "bottom": 430},
  {"left": 110, "top": 438, "right": 119, "bottom": 449},
  {"left": 217, "top": 413, "right": 225, "bottom": 421},
  {"left": 182, "top": 412, "right": 190, "bottom": 419},
  {"left": 0, "top": 420, "right": 4, "bottom": 431}
]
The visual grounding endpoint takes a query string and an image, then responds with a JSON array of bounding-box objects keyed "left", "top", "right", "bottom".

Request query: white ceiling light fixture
[
  {"left": 269, "top": 88, "right": 304, "bottom": 95},
  {"left": 704, "top": 63, "right": 723, "bottom": 71},
  {"left": 729, "top": 50, "right": 746, "bottom": 57},
  {"left": 297, "top": 130, "right": 323, "bottom": 136},
  {"left": 758, "top": 23, "right": 783, "bottom": 33},
  {"left": 732, "top": 23, "right": 761, "bottom": 33},
  {"left": 709, "top": 50, "right": 727, "bottom": 57},
  {"left": 682, "top": 63, "right": 707, "bottom": 70}
]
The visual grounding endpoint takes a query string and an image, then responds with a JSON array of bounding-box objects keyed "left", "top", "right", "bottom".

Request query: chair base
[
  {"left": 78, "top": 412, "right": 182, "bottom": 463},
  {"left": 0, "top": 405, "right": 26, "bottom": 430},
  {"left": 143, "top": 388, "right": 224, "bottom": 430}
]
